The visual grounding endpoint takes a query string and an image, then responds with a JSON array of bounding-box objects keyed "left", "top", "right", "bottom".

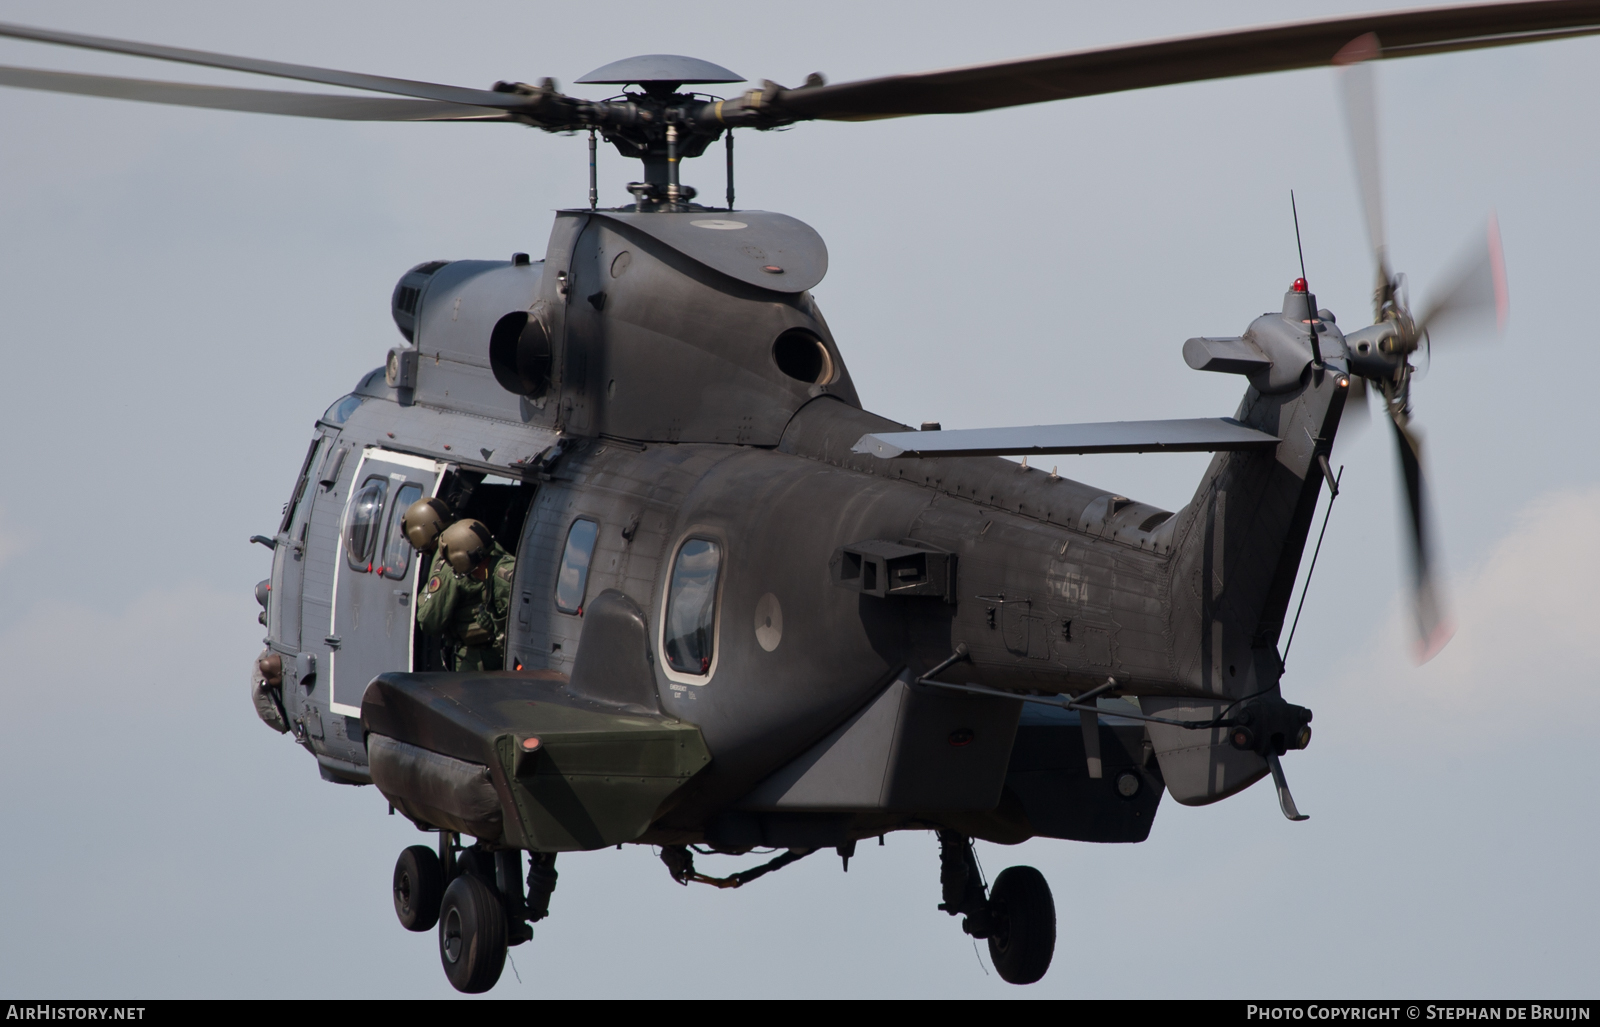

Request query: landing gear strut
[
  {"left": 389, "top": 834, "right": 560, "bottom": 994},
  {"left": 937, "top": 831, "right": 1056, "bottom": 985}
]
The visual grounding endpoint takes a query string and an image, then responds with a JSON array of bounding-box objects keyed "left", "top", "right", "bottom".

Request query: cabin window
[
  {"left": 555, "top": 518, "right": 599, "bottom": 614},
  {"left": 344, "top": 477, "right": 389, "bottom": 572},
  {"left": 381, "top": 483, "right": 423, "bottom": 579},
  {"left": 664, "top": 538, "right": 722, "bottom": 676},
  {"left": 322, "top": 393, "right": 364, "bottom": 426}
]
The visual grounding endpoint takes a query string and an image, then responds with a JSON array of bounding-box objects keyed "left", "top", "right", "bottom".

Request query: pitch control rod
[
  {"left": 917, "top": 647, "right": 1222, "bottom": 730},
  {"left": 659, "top": 845, "right": 813, "bottom": 889}
]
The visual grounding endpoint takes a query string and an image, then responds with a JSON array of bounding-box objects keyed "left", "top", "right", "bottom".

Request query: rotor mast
[{"left": 492, "top": 55, "right": 803, "bottom": 211}]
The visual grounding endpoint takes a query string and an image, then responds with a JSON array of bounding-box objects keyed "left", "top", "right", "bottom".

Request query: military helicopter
[{"left": 0, "top": 0, "right": 1581, "bottom": 994}]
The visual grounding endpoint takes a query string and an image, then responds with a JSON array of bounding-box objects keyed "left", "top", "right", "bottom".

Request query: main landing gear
[
  {"left": 391, "top": 834, "right": 559, "bottom": 994},
  {"left": 937, "top": 830, "right": 1056, "bottom": 985}
]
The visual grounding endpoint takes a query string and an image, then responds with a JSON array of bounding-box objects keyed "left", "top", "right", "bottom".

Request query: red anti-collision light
[
  {"left": 522, "top": 737, "right": 541, "bottom": 751},
  {"left": 1291, "top": 277, "right": 1308, "bottom": 293}
]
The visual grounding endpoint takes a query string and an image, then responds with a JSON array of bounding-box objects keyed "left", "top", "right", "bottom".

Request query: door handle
[{"left": 393, "top": 590, "right": 411, "bottom": 600}]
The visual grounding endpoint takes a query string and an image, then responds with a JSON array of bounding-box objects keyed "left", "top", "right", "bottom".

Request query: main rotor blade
[
  {"left": 1417, "top": 214, "right": 1510, "bottom": 340},
  {"left": 0, "top": 65, "right": 513, "bottom": 121},
  {"left": 0, "top": 20, "right": 526, "bottom": 110},
  {"left": 1389, "top": 412, "right": 1454, "bottom": 662},
  {"left": 774, "top": 1, "right": 1600, "bottom": 120}
]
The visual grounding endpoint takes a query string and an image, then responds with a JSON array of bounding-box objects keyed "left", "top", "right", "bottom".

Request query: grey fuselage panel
[{"left": 263, "top": 207, "right": 1342, "bottom": 842}]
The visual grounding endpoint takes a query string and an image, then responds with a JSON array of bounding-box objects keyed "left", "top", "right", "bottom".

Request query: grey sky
[{"left": 0, "top": 0, "right": 1594, "bottom": 998}]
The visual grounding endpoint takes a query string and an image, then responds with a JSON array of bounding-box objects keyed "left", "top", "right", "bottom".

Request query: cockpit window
[
  {"left": 555, "top": 518, "right": 598, "bottom": 614},
  {"left": 664, "top": 538, "right": 721, "bottom": 676},
  {"left": 381, "top": 483, "right": 423, "bottom": 580},
  {"left": 323, "top": 394, "right": 364, "bottom": 426},
  {"left": 279, "top": 436, "right": 323, "bottom": 534},
  {"left": 344, "top": 476, "right": 389, "bottom": 571}
]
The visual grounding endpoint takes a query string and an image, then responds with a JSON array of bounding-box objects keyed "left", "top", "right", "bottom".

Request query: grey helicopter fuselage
[{"left": 261, "top": 203, "right": 1347, "bottom": 849}]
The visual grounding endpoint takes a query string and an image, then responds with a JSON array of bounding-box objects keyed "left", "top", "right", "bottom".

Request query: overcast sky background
[{"left": 0, "top": 0, "right": 1595, "bottom": 999}]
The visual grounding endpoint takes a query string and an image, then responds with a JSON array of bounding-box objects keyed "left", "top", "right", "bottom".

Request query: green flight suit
[{"left": 416, "top": 542, "right": 516, "bottom": 672}]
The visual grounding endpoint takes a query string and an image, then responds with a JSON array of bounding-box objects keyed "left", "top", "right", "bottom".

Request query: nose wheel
[{"left": 937, "top": 831, "right": 1056, "bottom": 985}]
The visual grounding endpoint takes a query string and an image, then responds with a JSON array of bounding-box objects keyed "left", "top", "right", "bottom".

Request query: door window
[
  {"left": 380, "top": 483, "right": 423, "bottom": 579},
  {"left": 344, "top": 477, "right": 389, "bottom": 571},
  {"left": 555, "top": 518, "right": 599, "bottom": 614},
  {"left": 664, "top": 538, "right": 721, "bottom": 675}
]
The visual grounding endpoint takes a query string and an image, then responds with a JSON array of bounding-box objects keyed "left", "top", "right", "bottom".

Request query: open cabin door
[{"left": 329, "top": 449, "right": 445, "bottom": 717}]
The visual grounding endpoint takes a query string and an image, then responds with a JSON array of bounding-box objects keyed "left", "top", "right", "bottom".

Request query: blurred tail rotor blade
[
  {"left": 1335, "top": 35, "right": 1386, "bottom": 259},
  {"left": 1348, "top": 374, "right": 1371, "bottom": 418},
  {"left": 1389, "top": 412, "right": 1454, "bottom": 662},
  {"left": 1334, "top": 33, "right": 1394, "bottom": 317},
  {"left": 1333, "top": 375, "right": 1372, "bottom": 454},
  {"left": 1416, "top": 213, "right": 1510, "bottom": 341}
]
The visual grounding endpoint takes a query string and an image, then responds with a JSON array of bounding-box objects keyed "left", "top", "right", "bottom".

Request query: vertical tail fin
[
  {"left": 1172, "top": 365, "right": 1349, "bottom": 697},
  {"left": 1151, "top": 364, "right": 1348, "bottom": 805}
]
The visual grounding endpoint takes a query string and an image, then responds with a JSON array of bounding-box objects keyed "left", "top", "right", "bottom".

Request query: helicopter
[{"left": 0, "top": 0, "right": 1579, "bottom": 995}]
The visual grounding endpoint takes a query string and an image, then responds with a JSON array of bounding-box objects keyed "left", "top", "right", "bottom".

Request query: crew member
[
  {"left": 400, "top": 495, "right": 453, "bottom": 554},
  {"left": 414, "top": 516, "right": 516, "bottom": 672}
]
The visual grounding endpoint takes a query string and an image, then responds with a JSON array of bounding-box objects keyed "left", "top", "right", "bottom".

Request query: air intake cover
[{"left": 390, "top": 260, "right": 450, "bottom": 342}]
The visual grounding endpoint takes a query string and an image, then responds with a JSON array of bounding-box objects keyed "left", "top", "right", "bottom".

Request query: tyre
[
  {"left": 393, "top": 845, "right": 444, "bottom": 932},
  {"left": 438, "top": 873, "right": 508, "bottom": 994},
  {"left": 986, "top": 865, "right": 1056, "bottom": 985},
  {"left": 454, "top": 846, "right": 495, "bottom": 884}
]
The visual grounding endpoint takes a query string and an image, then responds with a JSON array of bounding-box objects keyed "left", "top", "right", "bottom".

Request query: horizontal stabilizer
[
  {"left": 853, "top": 418, "right": 1280, "bottom": 459},
  {"left": 1183, "top": 336, "right": 1271, "bottom": 376}
]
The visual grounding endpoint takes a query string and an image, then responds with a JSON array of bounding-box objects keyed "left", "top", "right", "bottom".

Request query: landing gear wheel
[
  {"left": 454, "top": 846, "right": 495, "bottom": 884},
  {"left": 438, "top": 873, "right": 508, "bottom": 994},
  {"left": 986, "top": 865, "right": 1056, "bottom": 985},
  {"left": 393, "top": 845, "right": 444, "bottom": 932}
]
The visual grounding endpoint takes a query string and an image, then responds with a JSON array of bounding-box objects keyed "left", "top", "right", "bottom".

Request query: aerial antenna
[
  {"left": 725, "top": 129, "right": 735, "bottom": 211},
  {"left": 1282, "top": 463, "right": 1343, "bottom": 666},
  {"left": 1291, "top": 189, "right": 1309, "bottom": 284},
  {"left": 1291, "top": 190, "right": 1324, "bottom": 367}
]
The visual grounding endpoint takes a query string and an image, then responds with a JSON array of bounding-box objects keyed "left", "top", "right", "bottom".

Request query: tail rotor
[{"left": 1333, "top": 34, "right": 1508, "bottom": 662}]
